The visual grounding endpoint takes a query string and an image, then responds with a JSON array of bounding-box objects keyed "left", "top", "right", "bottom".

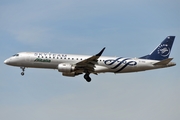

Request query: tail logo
[{"left": 157, "top": 44, "right": 170, "bottom": 57}]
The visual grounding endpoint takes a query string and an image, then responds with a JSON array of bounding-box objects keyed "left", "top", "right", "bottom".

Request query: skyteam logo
[
  {"left": 104, "top": 57, "right": 137, "bottom": 72},
  {"left": 157, "top": 44, "right": 170, "bottom": 57}
]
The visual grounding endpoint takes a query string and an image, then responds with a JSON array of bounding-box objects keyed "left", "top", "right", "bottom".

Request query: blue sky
[{"left": 0, "top": 0, "right": 180, "bottom": 120}]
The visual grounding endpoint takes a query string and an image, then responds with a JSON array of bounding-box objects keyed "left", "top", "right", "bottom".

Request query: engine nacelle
[
  {"left": 62, "top": 72, "right": 76, "bottom": 77},
  {"left": 58, "top": 63, "right": 75, "bottom": 73}
]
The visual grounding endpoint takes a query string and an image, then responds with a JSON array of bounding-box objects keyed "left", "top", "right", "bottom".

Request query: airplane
[{"left": 4, "top": 36, "right": 176, "bottom": 82}]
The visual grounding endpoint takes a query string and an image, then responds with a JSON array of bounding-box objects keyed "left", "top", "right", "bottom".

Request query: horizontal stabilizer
[{"left": 153, "top": 58, "right": 173, "bottom": 65}]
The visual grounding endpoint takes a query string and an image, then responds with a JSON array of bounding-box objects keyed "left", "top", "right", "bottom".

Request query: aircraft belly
[
  {"left": 23, "top": 61, "right": 58, "bottom": 69},
  {"left": 115, "top": 65, "right": 137, "bottom": 73},
  {"left": 113, "top": 63, "right": 154, "bottom": 73},
  {"left": 33, "top": 63, "right": 57, "bottom": 69}
]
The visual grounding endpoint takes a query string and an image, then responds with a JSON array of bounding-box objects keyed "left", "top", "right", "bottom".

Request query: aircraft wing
[{"left": 75, "top": 47, "right": 105, "bottom": 73}]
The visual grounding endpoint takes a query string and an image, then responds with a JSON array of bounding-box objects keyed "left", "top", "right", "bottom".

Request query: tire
[
  {"left": 84, "top": 74, "right": 91, "bottom": 82},
  {"left": 21, "top": 72, "right": 24, "bottom": 76}
]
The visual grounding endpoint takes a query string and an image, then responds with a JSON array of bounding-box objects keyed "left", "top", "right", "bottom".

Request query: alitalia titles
[{"left": 34, "top": 58, "right": 51, "bottom": 63}]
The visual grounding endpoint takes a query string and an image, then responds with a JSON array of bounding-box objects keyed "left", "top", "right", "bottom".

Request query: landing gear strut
[
  {"left": 20, "top": 67, "right": 25, "bottom": 76},
  {"left": 84, "top": 73, "right": 91, "bottom": 82}
]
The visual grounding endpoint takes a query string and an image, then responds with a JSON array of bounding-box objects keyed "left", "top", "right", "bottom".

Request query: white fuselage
[
  {"left": 4, "top": 36, "right": 176, "bottom": 82},
  {"left": 4, "top": 52, "right": 175, "bottom": 74}
]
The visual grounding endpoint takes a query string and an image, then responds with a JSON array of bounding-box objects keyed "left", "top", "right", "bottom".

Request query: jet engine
[
  {"left": 62, "top": 72, "right": 76, "bottom": 77},
  {"left": 58, "top": 63, "right": 75, "bottom": 73}
]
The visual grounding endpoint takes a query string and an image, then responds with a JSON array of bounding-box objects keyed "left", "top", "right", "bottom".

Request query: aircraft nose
[
  {"left": 4, "top": 59, "right": 10, "bottom": 65},
  {"left": 4, "top": 59, "right": 7, "bottom": 64}
]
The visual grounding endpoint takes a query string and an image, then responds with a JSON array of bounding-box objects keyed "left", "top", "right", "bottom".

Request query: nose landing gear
[{"left": 20, "top": 67, "right": 25, "bottom": 76}]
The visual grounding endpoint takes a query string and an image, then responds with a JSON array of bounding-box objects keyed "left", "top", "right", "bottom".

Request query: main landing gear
[
  {"left": 20, "top": 67, "right": 25, "bottom": 76},
  {"left": 84, "top": 73, "right": 91, "bottom": 82}
]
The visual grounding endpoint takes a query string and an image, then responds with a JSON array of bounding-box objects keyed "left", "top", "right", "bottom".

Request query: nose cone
[
  {"left": 4, "top": 59, "right": 10, "bottom": 65},
  {"left": 4, "top": 59, "right": 8, "bottom": 64}
]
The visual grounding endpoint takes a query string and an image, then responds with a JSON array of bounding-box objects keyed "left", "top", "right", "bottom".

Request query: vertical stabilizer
[{"left": 140, "top": 36, "right": 175, "bottom": 60}]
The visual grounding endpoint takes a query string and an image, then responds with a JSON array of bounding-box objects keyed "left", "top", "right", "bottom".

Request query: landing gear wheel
[
  {"left": 84, "top": 73, "right": 91, "bottom": 82},
  {"left": 21, "top": 72, "right": 24, "bottom": 76},
  {"left": 20, "top": 67, "right": 25, "bottom": 76}
]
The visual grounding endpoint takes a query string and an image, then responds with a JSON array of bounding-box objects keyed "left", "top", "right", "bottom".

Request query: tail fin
[{"left": 140, "top": 36, "right": 175, "bottom": 60}]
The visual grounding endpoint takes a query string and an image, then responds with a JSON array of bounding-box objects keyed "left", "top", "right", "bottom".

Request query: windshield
[{"left": 13, "top": 54, "right": 19, "bottom": 57}]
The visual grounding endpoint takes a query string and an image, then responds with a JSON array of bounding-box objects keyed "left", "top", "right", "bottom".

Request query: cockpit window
[{"left": 13, "top": 54, "right": 19, "bottom": 57}]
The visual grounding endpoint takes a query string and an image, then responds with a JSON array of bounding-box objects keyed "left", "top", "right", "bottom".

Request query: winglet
[{"left": 96, "top": 47, "right": 106, "bottom": 56}]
